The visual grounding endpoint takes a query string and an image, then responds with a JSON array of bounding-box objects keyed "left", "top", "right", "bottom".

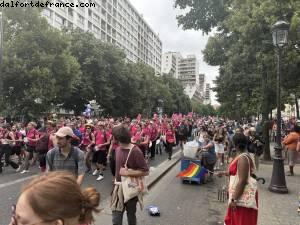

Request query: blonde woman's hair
[{"left": 21, "top": 171, "right": 101, "bottom": 224}]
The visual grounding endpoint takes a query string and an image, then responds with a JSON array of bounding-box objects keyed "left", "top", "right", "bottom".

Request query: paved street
[
  {"left": 0, "top": 149, "right": 174, "bottom": 225},
  {"left": 1, "top": 145, "right": 300, "bottom": 225},
  {"left": 95, "top": 144, "right": 300, "bottom": 225},
  {"left": 96, "top": 158, "right": 226, "bottom": 225},
  {"left": 137, "top": 162, "right": 225, "bottom": 225}
]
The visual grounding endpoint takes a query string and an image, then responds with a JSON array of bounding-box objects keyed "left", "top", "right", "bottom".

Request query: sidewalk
[{"left": 256, "top": 163, "right": 300, "bottom": 225}]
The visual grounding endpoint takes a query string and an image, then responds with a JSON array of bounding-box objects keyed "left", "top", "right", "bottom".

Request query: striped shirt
[{"left": 46, "top": 146, "right": 85, "bottom": 176}]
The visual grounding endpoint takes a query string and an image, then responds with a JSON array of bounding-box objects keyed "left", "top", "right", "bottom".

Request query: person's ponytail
[{"left": 79, "top": 187, "right": 101, "bottom": 224}]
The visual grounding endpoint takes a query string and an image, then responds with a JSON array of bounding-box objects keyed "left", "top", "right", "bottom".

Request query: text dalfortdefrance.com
[{"left": 0, "top": 1, "right": 96, "bottom": 8}]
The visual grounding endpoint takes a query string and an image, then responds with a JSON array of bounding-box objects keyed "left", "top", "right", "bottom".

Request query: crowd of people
[{"left": 1, "top": 114, "right": 300, "bottom": 225}]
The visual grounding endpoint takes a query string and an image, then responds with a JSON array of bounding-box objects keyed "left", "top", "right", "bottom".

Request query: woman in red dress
[{"left": 218, "top": 133, "right": 258, "bottom": 225}]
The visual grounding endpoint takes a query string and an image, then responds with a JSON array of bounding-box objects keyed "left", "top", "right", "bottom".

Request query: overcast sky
[{"left": 130, "top": 0, "right": 219, "bottom": 103}]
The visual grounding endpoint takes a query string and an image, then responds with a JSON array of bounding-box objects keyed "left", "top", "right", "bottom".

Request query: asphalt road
[
  {"left": 136, "top": 162, "right": 226, "bottom": 225},
  {"left": 0, "top": 149, "right": 174, "bottom": 225}
]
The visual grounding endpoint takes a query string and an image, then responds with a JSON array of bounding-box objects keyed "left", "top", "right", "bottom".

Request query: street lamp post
[{"left": 269, "top": 20, "right": 289, "bottom": 193}]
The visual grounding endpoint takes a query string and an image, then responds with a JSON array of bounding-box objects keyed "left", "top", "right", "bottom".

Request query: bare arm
[
  {"left": 77, "top": 174, "right": 84, "bottom": 186},
  {"left": 202, "top": 142, "right": 213, "bottom": 150},
  {"left": 120, "top": 168, "right": 149, "bottom": 177},
  {"left": 232, "top": 156, "right": 250, "bottom": 201}
]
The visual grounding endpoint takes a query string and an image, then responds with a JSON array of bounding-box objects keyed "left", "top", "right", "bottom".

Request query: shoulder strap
[
  {"left": 50, "top": 147, "right": 59, "bottom": 169},
  {"left": 236, "top": 153, "right": 253, "bottom": 179},
  {"left": 72, "top": 147, "right": 79, "bottom": 169},
  {"left": 124, "top": 145, "right": 135, "bottom": 168}
]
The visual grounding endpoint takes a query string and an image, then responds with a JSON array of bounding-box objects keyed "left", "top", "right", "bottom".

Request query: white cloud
[{"left": 129, "top": 0, "right": 219, "bottom": 103}]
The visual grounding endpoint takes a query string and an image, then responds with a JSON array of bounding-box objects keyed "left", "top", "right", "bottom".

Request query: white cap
[{"left": 55, "top": 127, "right": 74, "bottom": 137}]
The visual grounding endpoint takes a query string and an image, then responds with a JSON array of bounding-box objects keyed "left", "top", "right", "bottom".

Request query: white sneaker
[
  {"left": 16, "top": 166, "right": 22, "bottom": 172},
  {"left": 92, "top": 169, "right": 100, "bottom": 176},
  {"left": 20, "top": 170, "right": 29, "bottom": 174},
  {"left": 96, "top": 174, "right": 104, "bottom": 181}
]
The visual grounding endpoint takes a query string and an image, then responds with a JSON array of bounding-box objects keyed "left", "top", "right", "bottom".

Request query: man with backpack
[{"left": 46, "top": 126, "right": 85, "bottom": 185}]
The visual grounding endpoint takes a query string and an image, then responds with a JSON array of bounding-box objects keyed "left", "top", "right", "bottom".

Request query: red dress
[{"left": 224, "top": 157, "right": 258, "bottom": 225}]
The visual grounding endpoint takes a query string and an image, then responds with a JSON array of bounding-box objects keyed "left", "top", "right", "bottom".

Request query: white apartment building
[
  {"left": 178, "top": 55, "right": 199, "bottom": 86},
  {"left": 184, "top": 85, "right": 204, "bottom": 103},
  {"left": 199, "top": 73, "right": 205, "bottom": 93},
  {"left": 204, "top": 83, "right": 211, "bottom": 104},
  {"left": 42, "top": 0, "right": 162, "bottom": 74},
  {"left": 161, "top": 52, "right": 182, "bottom": 78}
]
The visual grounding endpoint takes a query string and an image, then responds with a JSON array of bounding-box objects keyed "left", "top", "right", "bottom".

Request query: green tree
[
  {"left": 175, "top": 0, "right": 300, "bottom": 160},
  {"left": 0, "top": 6, "right": 80, "bottom": 118}
]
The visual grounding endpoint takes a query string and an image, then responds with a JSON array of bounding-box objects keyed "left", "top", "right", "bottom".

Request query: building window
[
  {"left": 101, "top": 8, "right": 106, "bottom": 17},
  {"left": 102, "top": 0, "right": 106, "bottom": 8},
  {"left": 43, "top": 9, "right": 52, "bottom": 18},
  {"left": 55, "top": 14, "right": 64, "bottom": 25},
  {"left": 101, "top": 20, "right": 106, "bottom": 30},
  {"left": 68, "top": 8, "right": 73, "bottom": 17},
  {"left": 88, "top": 22, "right": 92, "bottom": 30},
  {"left": 77, "top": 14, "right": 84, "bottom": 25}
]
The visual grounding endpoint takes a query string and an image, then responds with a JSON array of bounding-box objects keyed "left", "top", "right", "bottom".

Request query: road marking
[{"left": 0, "top": 175, "right": 37, "bottom": 189}]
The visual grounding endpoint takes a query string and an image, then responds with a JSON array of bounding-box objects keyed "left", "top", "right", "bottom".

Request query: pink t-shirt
[
  {"left": 130, "top": 125, "right": 137, "bottom": 137},
  {"left": 165, "top": 129, "right": 175, "bottom": 143},
  {"left": 82, "top": 132, "right": 92, "bottom": 146},
  {"left": 132, "top": 131, "right": 143, "bottom": 143},
  {"left": 27, "top": 129, "right": 38, "bottom": 147},
  {"left": 149, "top": 126, "right": 158, "bottom": 141},
  {"left": 79, "top": 126, "right": 85, "bottom": 134},
  {"left": 95, "top": 130, "right": 108, "bottom": 150}
]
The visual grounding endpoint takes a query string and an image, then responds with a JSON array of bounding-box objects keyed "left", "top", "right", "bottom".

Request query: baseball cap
[{"left": 55, "top": 127, "right": 74, "bottom": 137}]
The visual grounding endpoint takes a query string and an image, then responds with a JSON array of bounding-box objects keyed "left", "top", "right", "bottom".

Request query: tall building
[
  {"left": 199, "top": 73, "right": 205, "bottom": 93},
  {"left": 204, "top": 83, "right": 211, "bottom": 104},
  {"left": 42, "top": 0, "right": 162, "bottom": 74},
  {"left": 178, "top": 55, "right": 199, "bottom": 86},
  {"left": 161, "top": 52, "right": 182, "bottom": 78}
]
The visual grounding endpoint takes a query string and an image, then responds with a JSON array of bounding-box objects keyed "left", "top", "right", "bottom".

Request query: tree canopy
[
  {"left": 0, "top": 6, "right": 192, "bottom": 118},
  {"left": 175, "top": 0, "right": 300, "bottom": 119}
]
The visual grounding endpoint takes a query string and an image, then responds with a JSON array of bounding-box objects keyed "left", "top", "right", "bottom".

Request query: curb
[{"left": 147, "top": 150, "right": 182, "bottom": 189}]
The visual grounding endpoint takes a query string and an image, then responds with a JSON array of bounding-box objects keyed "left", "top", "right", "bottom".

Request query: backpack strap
[
  {"left": 49, "top": 147, "right": 59, "bottom": 170},
  {"left": 72, "top": 146, "right": 79, "bottom": 170}
]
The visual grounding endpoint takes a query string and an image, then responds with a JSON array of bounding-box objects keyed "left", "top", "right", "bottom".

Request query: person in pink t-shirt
[
  {"left": 92, "top": 122, "right": 110, "bottom": 181},
  {"left": 164, "top": 123, "right": 176, "bottom": 160},
  {"left": 131, "top": 123, "right": 149, "bottom": 158},
  {"left": 149, "top": 122, "right": 159, "bottom": 159},
  {"left": 21, "top": 122, "right": 39, "bottom": 174},
  {"left": 130, "top": 122, "right": 137, "bottom": 137},
  {"left": 80, "top": 124, "right": 95, "bottom": 173}
]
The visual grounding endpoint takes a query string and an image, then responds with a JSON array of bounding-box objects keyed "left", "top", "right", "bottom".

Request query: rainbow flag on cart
[{"left": 176, "top": 163, "right": 206, "bottom": 178}]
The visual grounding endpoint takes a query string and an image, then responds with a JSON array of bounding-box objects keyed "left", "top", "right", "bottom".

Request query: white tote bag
[
  {"left": 121, "top": 145, "right": 148, "bottom": 203},
  {"left": 228, "top": 153, "right": 258, "bottom": 210}
]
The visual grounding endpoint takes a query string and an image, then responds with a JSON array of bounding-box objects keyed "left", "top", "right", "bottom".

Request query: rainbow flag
[{"left": 177, "top": 163, "right": 206, "bottom": 178}]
